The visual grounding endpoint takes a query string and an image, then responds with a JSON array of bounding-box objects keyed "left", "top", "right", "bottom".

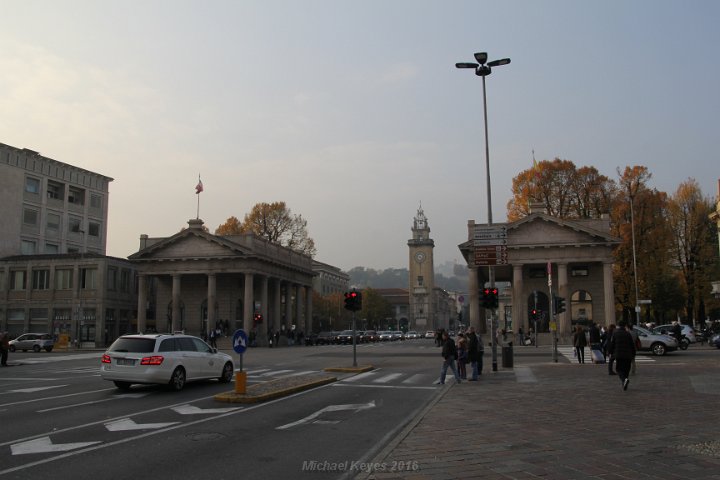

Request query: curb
[{"left": 213, "top": 374, "right": 336, "bottom": 404}]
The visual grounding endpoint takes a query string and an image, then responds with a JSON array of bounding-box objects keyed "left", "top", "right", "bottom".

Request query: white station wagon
[{"left": 101, "top": 333, "right": 234, "bottom": 391}]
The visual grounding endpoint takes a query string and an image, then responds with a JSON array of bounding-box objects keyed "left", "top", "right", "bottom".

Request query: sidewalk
[{"left": 356, "top": 348, "right": 720, "bottom": 480}]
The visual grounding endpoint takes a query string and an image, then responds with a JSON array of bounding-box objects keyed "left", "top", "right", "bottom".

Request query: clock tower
[{"left": 408, "top": 204, "right": 435, "bottom": 331}]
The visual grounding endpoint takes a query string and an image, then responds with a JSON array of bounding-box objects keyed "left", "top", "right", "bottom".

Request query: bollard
[{"left": 235, "top": 371, "right": 247, "bottom": 394}]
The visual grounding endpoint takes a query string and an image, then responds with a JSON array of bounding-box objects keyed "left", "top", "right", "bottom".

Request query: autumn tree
[
  {"left": 215, "top": 202, "right": 317, "bottom": 257},
  {"left": 507, "top": 158, "right": 614, "bottom": 221},
  {"left": 666, "top": 179, "right": 716, "bottom": 324},
  {"left": 357, "top": 288, "right": 393, "bottom": 330}
]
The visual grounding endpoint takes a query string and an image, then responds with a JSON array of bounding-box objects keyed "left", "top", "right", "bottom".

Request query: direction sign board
[
  {"left": 473, "top": 225, "right": 508, "bottom": 247},
  {"left": 474, "top": 245, "right": 508, "bottom": 266}
]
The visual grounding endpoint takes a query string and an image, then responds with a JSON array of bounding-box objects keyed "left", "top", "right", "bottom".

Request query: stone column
[
  {"left": 207, "top": 273, "right": 216, "bottom": 336},
  {"left": 257, "top": 275, "right": 268, "bottom": 347},
  {"left": 512, "top": 264, "right": 524, "bottom": 333},
  {"left": 295, "top": 284, "right": 303, "bottom": 333},
  {"left": 172, "top": 274, "right": 181, "bottom": 333},
  {"left": 305, "top": 286, "right": 313, "bottom": 334},
  {"left": 243, "top": 273, "right": 254, "bottom": 334},
  {"left": 137, "top": 274, "right": 147, "bottom": 333},
  {"left": 468, "top": 266, "right": 480, "bottom": 332},
  {"left": 272, "top": 278, "right": 282, "bottom": 333},
  {"left": 603, "top": 262, "right": 615, "bottom": 327},
  {"left": 284, "top": 283, "right": 293, "bottom": 332},
  {"left": 558, "top": 263, "right": 569, "bottom": 334}
]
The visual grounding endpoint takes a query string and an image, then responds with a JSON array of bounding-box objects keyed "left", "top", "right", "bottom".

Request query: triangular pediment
[
  {"left": 507, "top": 213, "right": 620, "bottom": 247},
  {"left": 130, "top": 229, "right": 251, "bottom": 260}
]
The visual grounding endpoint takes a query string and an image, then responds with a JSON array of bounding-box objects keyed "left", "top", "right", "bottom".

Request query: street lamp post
[
  {"left": 629, "top": 190, "right": 641, "bottom": 326},
  {"left": 456, "top": 52, "right": 510, "bottom": 372}
]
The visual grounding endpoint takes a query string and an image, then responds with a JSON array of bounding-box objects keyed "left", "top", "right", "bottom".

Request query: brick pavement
[{"left": 356, "top": 347, "right": 720, "bottom": 480}]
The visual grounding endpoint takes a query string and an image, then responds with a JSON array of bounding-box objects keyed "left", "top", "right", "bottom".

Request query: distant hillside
[{"left": 347, "top": 264, "right": 466, "bottom": 292}]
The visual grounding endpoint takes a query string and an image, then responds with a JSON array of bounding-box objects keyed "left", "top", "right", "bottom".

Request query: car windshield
[
  {"left": 340, "top": 330, "right": 353, "bottom": 335},
  {"left": 108, "top": 338, "right": 156, "bottom": 353}
]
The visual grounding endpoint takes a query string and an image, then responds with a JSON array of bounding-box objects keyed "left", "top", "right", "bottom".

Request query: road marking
[
  {"left": 374, "top": 373, "right": 403, "bottom": 383},
  {"left": 0, "top": 388, "right": 116, "bottom": 408},
  {"left": 340, "top": 371, "right": 377, "bottom": 382},
  {"left": 257, "top": 369, "right": 294, "bottom": 377},
  {"left": 171, "top": 404, "right": 242, "bottom": 415},
  {"left": 276, "top": 400, "right": 376, "bottom": 430},
  {"left": 8, "top": 385, "right": 68, "bottom": 393},
  {"left": 332, "top": 383, "right": 436, "bottom": 390},
  {"left": 11, "top": 437, "right": 101, "bottom": 455},
  {"left": 514, "top": 366, "right": 537, "bottom": 383},
  {"left": 105, "top": 418, "right": 179, "bottom": 431}
]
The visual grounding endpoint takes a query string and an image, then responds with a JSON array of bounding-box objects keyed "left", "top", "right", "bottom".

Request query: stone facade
[
  {"left": 129, "top": 219, "right": 316, "bottom": 346},
  {"left": 459, "top": 208, "right": 620, "bottom": 343}
]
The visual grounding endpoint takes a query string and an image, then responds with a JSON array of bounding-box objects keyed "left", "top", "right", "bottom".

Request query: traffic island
[
  {"left": 214, "top": 373, "right": 337, "bottom": 404},
  {"left": 323, "top": 365, "right": 374, "bottom": 373}
]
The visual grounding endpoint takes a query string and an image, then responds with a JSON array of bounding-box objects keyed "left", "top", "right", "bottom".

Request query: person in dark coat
[
  {"left": 588, "top": 322, "right": 601, "bottom": 351},
  {"left": 609, "top": 320, "right": 636, "bottom": 390},
  {"left": 572, "top": 326, "right": 588, "bottom": 363},
  {"left": 437, "top": 331, "right": 461, "bottom": 385},
  {"left": 0, "top": 332, "right": 10, "bottom": 366},
  {"left": 603, "top": 324, "right": 617, "bottom": 375},
  {"left": 467, "top": 326, "right": 480, "bottom": 380}
]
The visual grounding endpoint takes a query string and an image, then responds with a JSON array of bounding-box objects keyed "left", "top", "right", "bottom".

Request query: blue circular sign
[{"left": 232, "top": 329, "right": 248, "bottom": 354}]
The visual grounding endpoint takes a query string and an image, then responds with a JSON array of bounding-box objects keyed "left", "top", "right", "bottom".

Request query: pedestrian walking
[
  {"left": 1, "top": 332, "right": 10, "bottom": 366},
  {"left": 467, "top": 326, "right": 480, "bottom": 381},
  {"left": 603, "top": 324, "right": 617, "bottom": 375},
  {"left": 518, "top": 327, "right": 525, "bottom": 346},
  {"left": 456, "top": 333, "right": 468, "bottom": 380},
  {"left": 573, "top": 325, "right": 587, "bottom": 363},
  {"left": 436, "top": 331, "right": 461, "bottom": 384},
  {"left": 609, "top": 320, "right": 636, "bottom": 391},
  {"left": 588, "top": 322, "right": 601, "bottom": 352},
  {"left": 628, "top": 324, "right": 640, "bottom": 375}
]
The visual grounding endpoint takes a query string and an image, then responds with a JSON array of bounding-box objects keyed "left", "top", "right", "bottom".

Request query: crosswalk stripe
[{"left": 374, "top": 373, "right": 403, "bottom": 384}]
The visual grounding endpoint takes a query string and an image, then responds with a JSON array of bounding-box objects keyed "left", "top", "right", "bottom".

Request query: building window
[
  {"left": 46, "top": 213, "right": 61, "bottom": 231},
  {"left": 47, "top": 181, "right": 63, "bottom": 200},
  {"left": 417, "top": 276, "right": 424, "bottom": 287},
  {"left": 45, "top": 243, "right": 59, "bottom": 254},
  {"left": 69, "top": 217, "right": 82, "bottom": 233},
  {"left": 571, "top": 267, "right": 589, "bottom": 277},
  {"left": 25, "top": 176, "right": 40, "bottom": 194},
  {"left": 88, "top": 222, "right": 100, "bottom": 237},
  {"left": 55, "top": 269, "right": 73, "bottom": 290},
  {"left": 107, "top": 267, "right": 117, "bottom": 291},
  {"left": 68, "top": 186, "right": 85, "bottom": 205},
  {"left": 120, "top": 269, "right": 130, "bottom": 292},
  {"left": 90, "top": 194, "right": 102, "bottom": 209},
  {"left": 23, "top": 208, "right": 39, "bottom": 226},
  {"left": 32, "top": 269, "right": 51, "bottom": 290},
  {"left": 21, "top": 240, "right": 36, "bottom": 254},
  {"left": 11, "top": 270, "right": 26, "bottom": 290},
  {"left": 81, "top": 268, "right": 97, "bottom": 289}
]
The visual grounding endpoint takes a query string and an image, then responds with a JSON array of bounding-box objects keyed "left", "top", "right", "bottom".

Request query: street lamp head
[
  {"left": 473, "top": 52, "right": 488, "bottom": 64},
  {"left": 455, "top": 62, "right": 478, "bottom": 69},
  {"left": 488, "top": 58, "right": 511, "bottom": 67},
  {"left": 474, "top": 65, "right": 492, "bottom": 77}
]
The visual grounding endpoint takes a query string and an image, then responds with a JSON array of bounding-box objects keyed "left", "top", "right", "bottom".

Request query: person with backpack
[{"left": 436, "top": 331, "right": 462, "bottom": 385}]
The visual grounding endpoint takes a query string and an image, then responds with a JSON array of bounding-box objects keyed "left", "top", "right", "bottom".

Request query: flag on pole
[
  {"left": 195, "top": 175, "right": 203, "bottom": 194},
  {"left": 547, "top": 261, "right": 552, "bottom": 287}
]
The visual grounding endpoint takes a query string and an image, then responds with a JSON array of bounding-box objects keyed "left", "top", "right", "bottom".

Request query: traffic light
[
  {"left": 344, "top": 289, "right": 362, "bottom": 312},
  {"left": 253, "top": 313, "right": 263, "bottom": 324},
  {"left": 481, "top": 287, "right": 499, "bottom": 309},
  {"left": 531, "top": 308, "right": 537, "bottom": 321},
  {"left": 553, "top": 295, "right": 566, "bottom": 315}
]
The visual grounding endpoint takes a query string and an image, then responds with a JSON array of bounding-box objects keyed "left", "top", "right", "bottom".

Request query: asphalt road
[{"left": 0, "top": 340, "right": 444, "bottom": 480}]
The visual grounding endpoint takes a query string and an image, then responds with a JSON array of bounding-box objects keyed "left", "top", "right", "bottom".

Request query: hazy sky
[{"left": 2, "top": 0, "right": 718, "bottom": 272}]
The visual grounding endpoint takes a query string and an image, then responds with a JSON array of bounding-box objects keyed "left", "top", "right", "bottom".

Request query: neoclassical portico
[
  {"left": 129, "top": 219, "right": 315, "bottom": 345},
  {"left": 459, "top": 208, "right": 621, "bottom": 342}
]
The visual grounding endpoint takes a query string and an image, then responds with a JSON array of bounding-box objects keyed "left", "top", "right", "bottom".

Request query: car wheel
[
  {"left": 219, "top": 362, "right": 234, "bottom": 383},
  {"left": 45, "top": 347, "right": 53, "bottom": 352},
  {"left": 169, "top": 367, "right": 186, "bottom": 391},
  {"left": 33, "top": 345, "right": 41, "bottom": 353},
  {"left": 114, "top": 381, "right": 132, "bottom": 391},
  {"left": 679, "top": 339, "right": 689, "bottom": 350},
  {"left": 651, "top": 342, "right": 666, "bottom": 356}
]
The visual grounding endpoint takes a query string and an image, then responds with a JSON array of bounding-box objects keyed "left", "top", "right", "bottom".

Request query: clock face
[{"left": 415, "top": 252, "right": 426, "bottom": 263}]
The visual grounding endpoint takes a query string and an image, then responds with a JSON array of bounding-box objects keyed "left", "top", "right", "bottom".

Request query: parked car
[
  {"left": 9, "top": 333, "right": 54, "bottom": 352},
  {"left": 406, "top": 331, "right": 419, "bottom": 340},
  {"left": 337, "top": 330, "right": 360, "bottom": 344},
  {"left": 100, "top": 333, "right": 234, "bottom": 391},
  {"left": 362, "top": 330, "right": 380, "bottom": 342},
  {"left": 379, "top": 331, "right": 394, "bottom": 341},
  {"left": 392, "top": 331, "right": 405, "bottom": 341},
  {"left": 634, "top": 325, "right": 678, "bottom": 356},
  {"left": 710, "top": 333, "right": 720, "bottom": 349},
  {"left": 304, "top": 332, "right": 318, "bottom": 346},
  {"left": 425, "top": 331, "right": 436, "bottom": 339},
  {"left": 652, "top": 324, "right": 697, "bottom": 347},
  {"left": 315, "top": 331, "right": 337, "bottom": 345}
]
